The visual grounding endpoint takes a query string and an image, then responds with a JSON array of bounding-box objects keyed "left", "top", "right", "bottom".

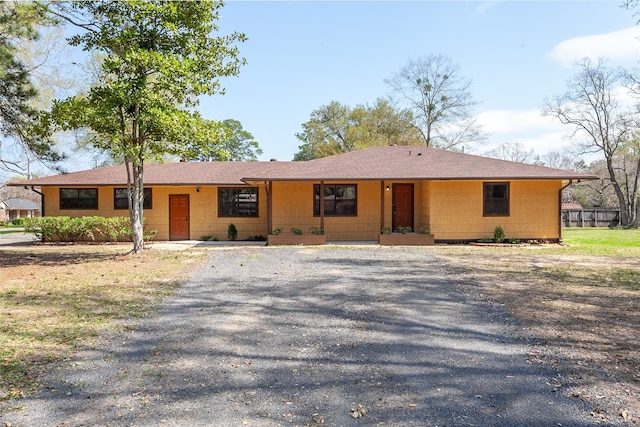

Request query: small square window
[{"left": 483, "top": 182, "right": 509, "bottom": 216}]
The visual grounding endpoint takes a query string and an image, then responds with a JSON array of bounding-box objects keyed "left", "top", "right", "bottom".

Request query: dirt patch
[{"left": 435, "top": 245, "right": 640, "bottom": 425}]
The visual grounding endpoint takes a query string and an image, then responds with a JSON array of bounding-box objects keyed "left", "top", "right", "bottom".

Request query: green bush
[
  {"left": 227, "top": 223, "right": 238, "bottom": 241},
  {"left": 493, "top": 225, "right": 505, "bottom": 243},
  {"left": 23, "top": 216, "right": 156, "bottom": 243},
  {"left": 10, "top": 218, "right": 26, "bottom": 226}
]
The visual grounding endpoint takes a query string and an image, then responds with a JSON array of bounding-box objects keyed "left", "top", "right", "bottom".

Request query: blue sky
[
  {"left": 4, "top": 1, "right": 638, "bottom": 183},
  {"left": 197, "top": 0, "right": 640, "bottom": 162}
]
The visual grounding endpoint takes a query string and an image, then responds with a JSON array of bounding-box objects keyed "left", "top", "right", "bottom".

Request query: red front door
[
  {"left": 169, "top": 195, "right": 190, "bottom": 240},
  {"left": 392, "top": 184, "right": 414, "bottom": 231}
]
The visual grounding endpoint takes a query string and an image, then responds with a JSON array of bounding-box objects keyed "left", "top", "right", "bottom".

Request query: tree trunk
[
  {"left": 630, "top": 156, "right": 640, "bottom": 228},
  {"left": 606, "top": 157, "right": 632, "bottom": 226},
  {"left": 130, "top": 161, "right": 144, "bottom": 253}
]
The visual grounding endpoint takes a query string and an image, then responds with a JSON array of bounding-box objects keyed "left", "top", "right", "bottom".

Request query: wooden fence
[{"left": 562, "top": 208, "right": 621, "bottom": 228}]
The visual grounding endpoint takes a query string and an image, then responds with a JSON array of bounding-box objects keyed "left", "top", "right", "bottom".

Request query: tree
[
  {"left": 294, "top": 99, "right": 422, "bottom": 160},
  {"left": 486, "top": 142, "right": 535, "bottom": 163},
  {"left": 184, "top": 119, "right": 262, "bottom": 162},
  {"left": 0, "top": 1, "right": 61, "bottom": 177},
  {"left": 543, "top": 58, "right": 639, "bottom": 227},
  {"left": 47, "top": 0, "right": 246, "bottom": 253},
  {"left": 385, "top": 54, "right": 486, "bottom": 150}
]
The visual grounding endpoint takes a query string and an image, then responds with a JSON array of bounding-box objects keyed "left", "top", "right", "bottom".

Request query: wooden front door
[
  {"left": 169, "top": 195, "right": 190, "bottom": 240},
  {"left": 392, "top": 184, "right": 414, "bottom": 231}
]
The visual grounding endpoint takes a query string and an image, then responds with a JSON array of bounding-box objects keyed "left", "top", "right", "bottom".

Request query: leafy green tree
[
  {"left": 0, "top": 1, "right": 60, "bottom": 176},
  {"left": 47, "top": 0, "right": 246, "bottom": 253},
  {"left": 385, "top": 54, "right": 486, "bottom": 150},
  {"left": 184, "top": 119, "right": 262, "bottom": 161},
  {"left": 294, "top": 99, "right": 422, "bottom": 160}
]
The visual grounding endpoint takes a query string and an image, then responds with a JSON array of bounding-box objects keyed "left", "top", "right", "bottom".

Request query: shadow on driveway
[{"left": 3, "top": 246, "right": 601, "bottom": 426}]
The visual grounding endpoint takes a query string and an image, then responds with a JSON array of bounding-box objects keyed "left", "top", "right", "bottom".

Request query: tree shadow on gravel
[{"left": 3, "top": 248, "right": 600, "bottom": 427}]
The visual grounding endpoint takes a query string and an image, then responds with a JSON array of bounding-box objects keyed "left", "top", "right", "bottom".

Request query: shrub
[
  {"left": 290, "top": 227, "right": 303, "bottom": 235},
  {"left": 272, "top": 227, "right": 283, "bottom": 235},
  {"left": 227, "top": 223, "right": 238, "bottom": 241},
  {"left": 10, "top": 218, "right": 26, "bottom": 226},
  {"left": 309, "top": 226, "right": 323, "bottom": 235},
  {"left": 23, "top": 216, "right": 156, "bottom": 243},
  {"left": 493, "top": 225, "right": 505, "bottom": 243}
]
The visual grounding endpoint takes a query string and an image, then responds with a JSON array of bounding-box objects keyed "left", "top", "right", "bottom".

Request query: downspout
[
  {"left": 29, "top": 186, "right": 44, "bottom": 217},
  {"left": 29, "top": 186, "right": 44, "bottom": 242},
  {"left": 559, "top": 179, "right": 573, "bottom": 243}
]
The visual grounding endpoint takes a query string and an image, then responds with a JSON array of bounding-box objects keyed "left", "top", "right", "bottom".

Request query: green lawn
[{"left": 561, "top": 227, "right": 640, "bottom": 256}]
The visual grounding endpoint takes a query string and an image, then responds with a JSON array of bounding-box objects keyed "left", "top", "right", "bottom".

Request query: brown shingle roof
[
  {"left": 16, "top": 161, "right": 291, "bottom": 187},
  {"left": 13, "top": 146, "right": 597, "bottom": 187},
  {"left": 244, "top": 146, "right": 597, "bottom": 181}
]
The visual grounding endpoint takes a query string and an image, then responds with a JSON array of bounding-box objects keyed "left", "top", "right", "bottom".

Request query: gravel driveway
[{"left": 3, "top": 246, "right": 599, "bottom": 426}]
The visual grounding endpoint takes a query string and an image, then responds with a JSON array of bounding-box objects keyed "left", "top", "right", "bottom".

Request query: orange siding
[
  {"left": 429, "top": 180, "right": 560, "bottom": 241},
  {"left": 271, "top": 181, "right": 381, "bottom": 240},
  {"left": 40, "top": 185, "right": 269, "bottom": 241},
  {"left": 39, "top": 179, "right": 562, "bottom": 242}
]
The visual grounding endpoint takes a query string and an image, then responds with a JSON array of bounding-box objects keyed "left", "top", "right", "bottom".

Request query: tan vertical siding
[{"left": 429, "top": 180, "right": 560, "bottom": 241}]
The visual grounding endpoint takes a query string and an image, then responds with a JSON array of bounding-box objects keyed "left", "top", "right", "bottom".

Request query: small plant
[
  {"left": 381, "top": 226, "right": 392, "bottom": 234},
  {"left": 227, "top": 223, "right": 238, "bottom": 241},
  {"left": 290, "top": 227, "right": 303, "bottom": 235},
  {"left": 272, "top": 227, "right": 283, "bottom": 235},
  {"left": 397, "top": 226, "right": 412, "bottom": 234},
  {"left": 309, "top": 226, "right": 324, "bottom": 235},
  {"left": 508, "top": 238, "right": 521, "bottom": 244},
  {"left": 478, "top": 236, "right": 493, "bottom": 243},
  {"left": 419, "top": 226, "right": 431, "bottom": 234},
  {"left": 493, "top": 225, "right": 505, "bottom": 243},
  {"left": 245, "top": 235, "right": 266, "bottom": 241},
  {"left": 200, "top": 235, "right": 213, "bottom": 241}
]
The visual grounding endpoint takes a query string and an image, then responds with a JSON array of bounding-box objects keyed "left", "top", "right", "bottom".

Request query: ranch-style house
[{"left": 13, "top": 145, "right": 596, "bottom": 243}]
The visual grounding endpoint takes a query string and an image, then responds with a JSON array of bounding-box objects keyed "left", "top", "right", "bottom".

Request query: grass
[
  {"left": 562, "top": 227, "right": 640, "bottom": 253},
  {"left": 0, "top": 245, "right": 205, "bottom": 407}
]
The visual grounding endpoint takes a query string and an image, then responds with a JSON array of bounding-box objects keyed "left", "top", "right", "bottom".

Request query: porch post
[
  {"left": 380, "top": 180, "right": 385, "bottom": 232},
  {"left": 319, "top": 181, "right": 325, "bottom": 231},
  {"left": 265, "top": 180, "right": 272, "bottom": 235}
]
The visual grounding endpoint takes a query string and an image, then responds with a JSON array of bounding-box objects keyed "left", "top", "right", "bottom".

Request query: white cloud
[
  {"left": 548, "top": 26, "right": 640, "bottom": 67},
  {"left": 475, "top": 109, "right": 560, "bottom": 134},
  {"left": 474, "top": 109, "right": 572, "bottom": 155}
]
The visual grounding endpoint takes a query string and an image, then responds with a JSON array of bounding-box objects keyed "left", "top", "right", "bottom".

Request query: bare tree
[
  {"left": 385, "top": 54, "right": 486, "bottom": 150},
  {"left": 543, "top": 58, "right": 639, "bottom": 227},
  {"left": 486, "top": 142, "right": 535, "bottom": 163}
]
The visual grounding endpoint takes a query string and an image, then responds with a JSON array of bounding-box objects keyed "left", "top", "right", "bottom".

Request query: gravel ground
[{"left": 2, "top": 245, "right": 604, "bottom": 426}]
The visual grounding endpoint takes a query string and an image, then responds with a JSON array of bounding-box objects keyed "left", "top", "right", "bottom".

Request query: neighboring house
[
  {"left": 12, "top": 145, "right": 596, "bottom": 242},
  {"left": 0, "top": 198, "right": 41, "bottom": 222}
]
